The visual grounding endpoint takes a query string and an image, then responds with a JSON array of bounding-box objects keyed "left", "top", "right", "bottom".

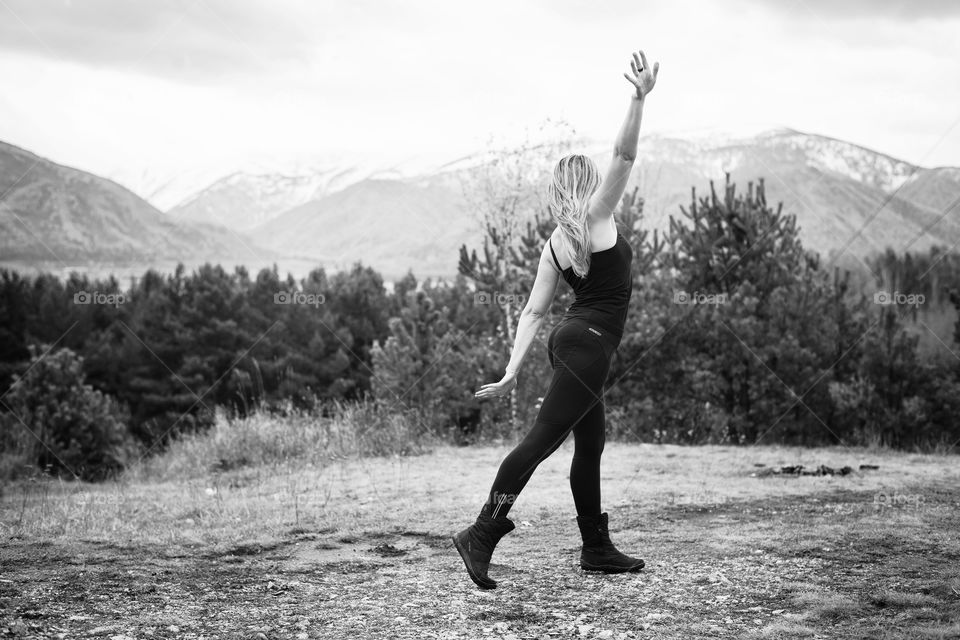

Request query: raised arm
[{"left": 589, "top": 49, "right": 660, "bottom": 220}]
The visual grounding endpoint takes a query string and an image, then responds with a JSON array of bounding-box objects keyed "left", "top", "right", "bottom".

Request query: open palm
[
  {"left": 474, "top": 373, "right": 517, "bottom": 400},
  {"left": 623, "top": 49, "right": 659, "bottom": 99}
]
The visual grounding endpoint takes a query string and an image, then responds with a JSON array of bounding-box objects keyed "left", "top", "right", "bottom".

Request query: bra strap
[{"left": 548, "top": 238, "right": 563, "bottom": 272}]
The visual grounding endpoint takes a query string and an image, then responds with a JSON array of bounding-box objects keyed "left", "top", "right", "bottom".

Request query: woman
[{"left": 453, "top": 49, "right": 659, "bottom": 590}]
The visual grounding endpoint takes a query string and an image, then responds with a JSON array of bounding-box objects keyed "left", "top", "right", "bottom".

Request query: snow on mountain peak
[
  {"left": 772, "top": 131, "right": 918, "bottom": 191},
  {"left": 652, "top": 123, "right": 795, "bottom": 148},
  {"left": 108, "top": 127, "right": 943, "bottom": 226}
]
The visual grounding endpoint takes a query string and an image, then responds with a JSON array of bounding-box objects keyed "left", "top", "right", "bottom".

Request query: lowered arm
[{"left": 474, "top": 241, "right": 560, "bottom": 399}]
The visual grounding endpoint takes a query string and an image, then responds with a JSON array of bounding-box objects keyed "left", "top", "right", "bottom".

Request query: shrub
[{"left": 0, "top": 346, "right": 139, "bottom": 480}]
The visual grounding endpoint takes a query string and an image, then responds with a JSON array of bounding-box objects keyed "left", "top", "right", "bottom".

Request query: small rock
[{"left": 644, "top": 613, "right": 675, "bottom": 621}]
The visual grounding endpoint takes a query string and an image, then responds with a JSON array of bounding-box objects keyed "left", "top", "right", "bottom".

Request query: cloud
[
  {"left": 0, "top": 0, "right": 370, "bottom": 82},
  {"left": 1, "top": 0, "right": 958, "bottom": 180},
  {"left": 758, "top": 0, "right": 960, "bottom": 21}
]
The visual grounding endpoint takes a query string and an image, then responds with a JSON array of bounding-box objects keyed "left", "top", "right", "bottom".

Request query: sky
[{"left": 1, "top": 0, "right": 959, "bottom": 198}]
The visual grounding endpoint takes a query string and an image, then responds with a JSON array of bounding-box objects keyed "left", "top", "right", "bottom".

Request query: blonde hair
[{"left": 548, "top": 154, "right": 601, "bottom": 278}]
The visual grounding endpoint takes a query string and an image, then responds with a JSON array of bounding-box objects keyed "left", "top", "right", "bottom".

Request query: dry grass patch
[
  {"left": 915, "top": 624, "right": 960, "bottom": 639},
  {"left": 790, "top": 590, "right": 863, "bottom": 621},
  {"left": 870, "top": 589, "right": 941, "bottom": 609},
  {"left": 752, "top": 618, "right": 818, "bottom": 638}
]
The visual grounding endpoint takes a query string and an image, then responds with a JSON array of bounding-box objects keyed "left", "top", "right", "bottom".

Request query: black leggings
[{"left": 485, "top": 317, "right": 619, "bottom": 519}]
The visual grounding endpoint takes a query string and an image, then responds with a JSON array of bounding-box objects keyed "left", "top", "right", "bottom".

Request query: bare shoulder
[
  {"left": 586, "top": 214, "right": 619, "bottom": 248},
  {"left": 548, "top": 216, "right": 618, "bottom": 265}
]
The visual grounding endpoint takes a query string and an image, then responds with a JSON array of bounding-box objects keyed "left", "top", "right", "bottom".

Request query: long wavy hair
[{"left": 548, "top": 154, "right": 601, "bottom": 278}]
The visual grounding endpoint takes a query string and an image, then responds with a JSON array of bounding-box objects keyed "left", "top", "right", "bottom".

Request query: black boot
[
  {"left": 576, "top": 512, "right": 644, "bottom": 573},
  {"left": 452, "top": 508, "right": 516, "bottom": 589}
]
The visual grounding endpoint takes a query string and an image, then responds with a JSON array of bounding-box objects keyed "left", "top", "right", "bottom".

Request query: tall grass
[{"left": 130, "top": 398, "right": 436, "bottom": 482}]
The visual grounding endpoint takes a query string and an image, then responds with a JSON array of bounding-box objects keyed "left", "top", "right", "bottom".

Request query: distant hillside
[
  {"left": 167, "top": 167, "right": 365, "bottom": 231},
  {"left": 252, "top": 177, "right": 472, "bottom": 279},
  {"left": 0, "top": 141, "right": 275, "bottom": 272},
  {"left": 162, "top": 155, "right": 453, "bottom": 232},
  {"left": 626, "top": 129, "right": 960, "bottom": 259},
  {"left": 896, "top": 166, "right": 960, "bottom": 213}
]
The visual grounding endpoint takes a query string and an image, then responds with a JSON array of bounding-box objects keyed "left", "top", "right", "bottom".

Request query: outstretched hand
[
  {"left": 475, "top": 372, "right": 518, "bottom": 399},
  {"left": 623, "top": 49, "right": 659, "bottom": 99}
]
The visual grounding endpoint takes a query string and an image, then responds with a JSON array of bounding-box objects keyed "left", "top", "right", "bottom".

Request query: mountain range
[
  {"left": 2, "top": 129, "right": 959, "bottom": 282},
  {"left": 0, "top": 141, "right": 277, "bottom": 280},
  {"left": 615, "top": 129, "right": 960, "bottom": 267}
]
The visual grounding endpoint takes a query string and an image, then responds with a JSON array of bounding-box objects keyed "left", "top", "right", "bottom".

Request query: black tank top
[{"left": 549, "top": 230, "right": 634, "bottom": 339}]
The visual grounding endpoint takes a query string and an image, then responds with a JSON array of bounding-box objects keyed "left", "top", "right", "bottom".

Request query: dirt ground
[{"left": 2, "top": 443, "right": 960, "bottom": 639}]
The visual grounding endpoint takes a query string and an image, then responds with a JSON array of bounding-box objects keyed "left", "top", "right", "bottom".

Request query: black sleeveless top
[{"left": 549, "top": 230, "right": 634, "bottom": 339}]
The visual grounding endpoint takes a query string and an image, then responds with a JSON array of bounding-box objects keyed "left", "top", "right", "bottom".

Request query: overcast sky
[{"left": 1, "top": 0, "right": 959, "bottom": 190}]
